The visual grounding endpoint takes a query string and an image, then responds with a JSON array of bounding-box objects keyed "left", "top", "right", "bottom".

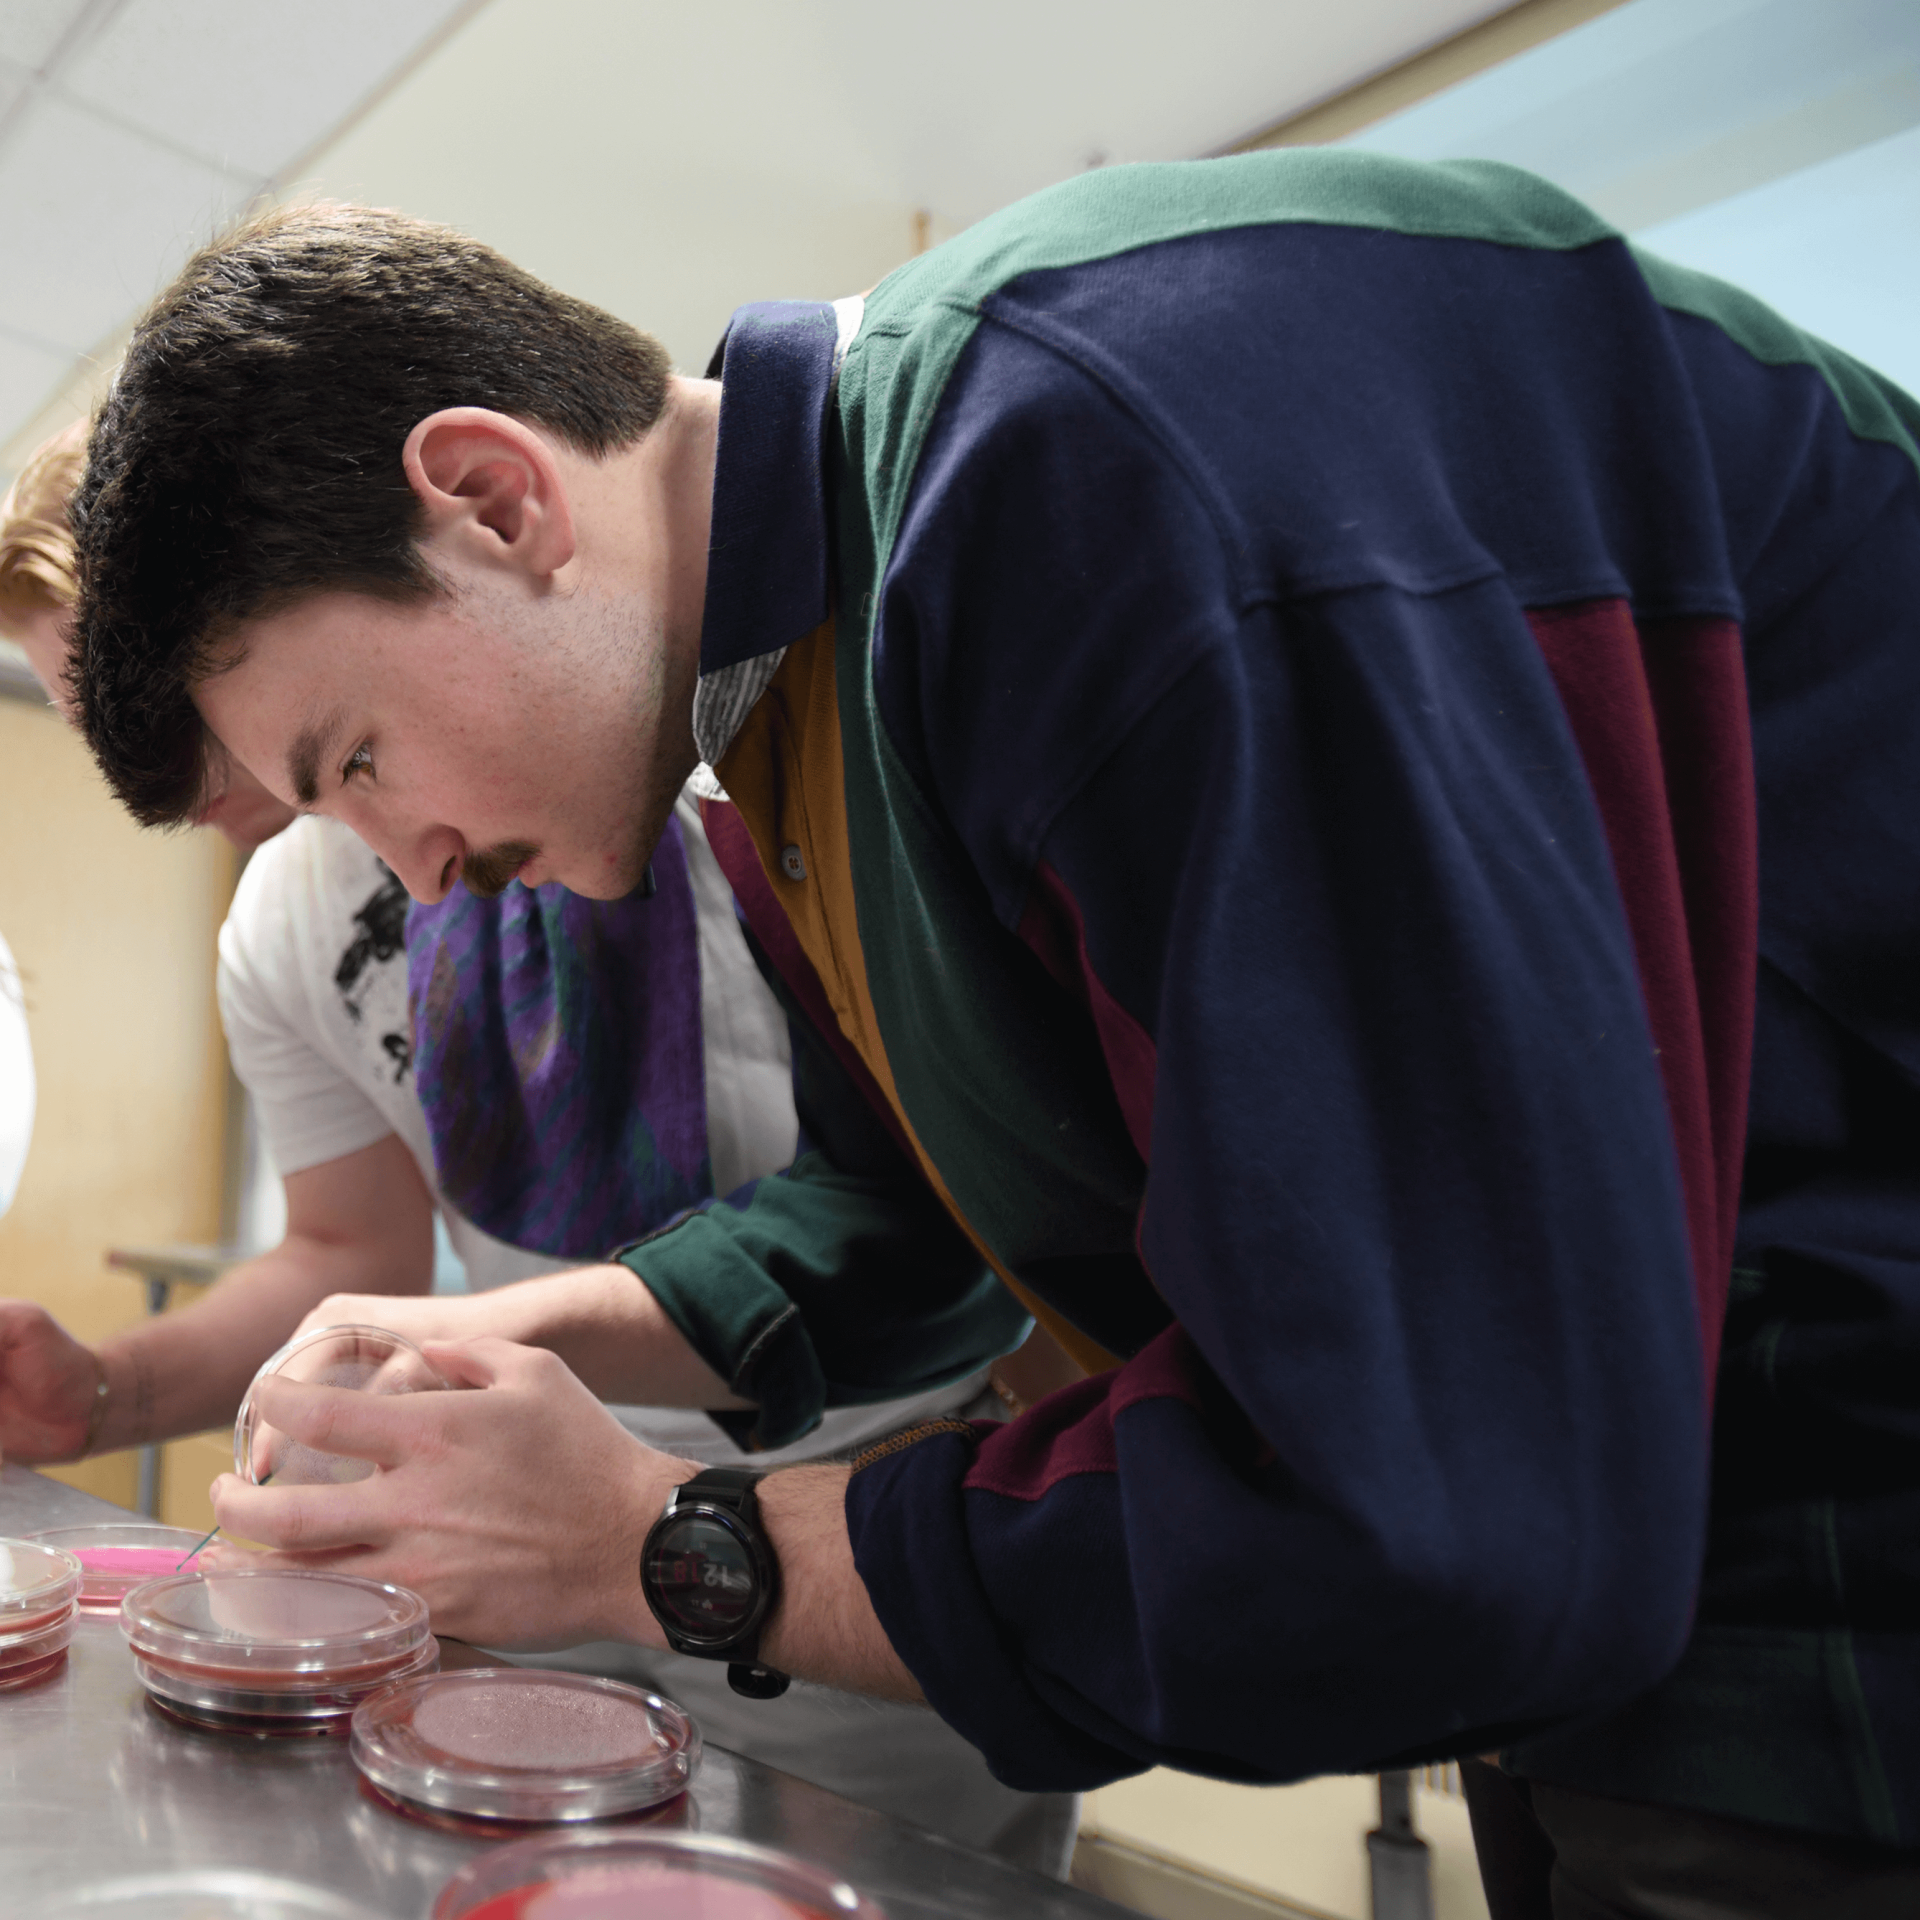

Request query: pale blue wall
[{"left": 1346, "top": 0, "right": 1920, "bottom": 395}]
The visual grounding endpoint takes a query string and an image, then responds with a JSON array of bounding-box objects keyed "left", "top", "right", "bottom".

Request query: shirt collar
[{"left": 699, "top": 299, "right": 843, "bottom": 677}]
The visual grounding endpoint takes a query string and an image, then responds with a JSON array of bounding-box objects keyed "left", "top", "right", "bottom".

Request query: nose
[{"left": 368, "top": 823, "right": 467, "bottom": 905}]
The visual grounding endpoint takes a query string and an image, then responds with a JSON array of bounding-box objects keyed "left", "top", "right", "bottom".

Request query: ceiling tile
[
  {"left": 0, "top": 58, "right": 33, "bottom": 125},
  {"left": 0, "top": 0, "right": 91, "bottom": 76},
  {"left": 58, "top": 0, "right": 469, "bottom": 179},
  {"left": 0, "top": 93, "right": 254, "bottom": 351},
  {"left": 0, "top": 329, "right": 76, "bottom": 453}
]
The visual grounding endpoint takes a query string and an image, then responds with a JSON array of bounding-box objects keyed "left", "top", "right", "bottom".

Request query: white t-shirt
[{"left": 217, "top": 796, "right": 986, "bottom": 1467}]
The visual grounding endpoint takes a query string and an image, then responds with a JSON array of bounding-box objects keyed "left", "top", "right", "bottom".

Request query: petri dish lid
[
  {"left": 26, "top": 1524, "right": 208, "bottom": 1609},
  {"left": 433, "top": 1830, "right": 888, "bottom": 1920},
  {"left": 353, "top": 1670, "right": 701, "bottom": 1823},
  {"left": 236, "top": 1322, "right": 446, "bottom": 1487},
  {"left": 122, "top": 1568, "right": 432, "bottom": 1676},
  {"left": 32, "top": 1871, "right": 395, "bottom": 1919},
  {"left": 0, "top": 1536, "right": 81, "bottom": 1631}
]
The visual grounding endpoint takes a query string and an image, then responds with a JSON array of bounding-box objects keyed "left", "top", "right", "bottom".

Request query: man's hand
[
  {"left": 208, "top": 1337, "right": 690, "bottom": 1650},
  {"left": 207, "top": 1334, "right": 925, "bottom": 1702},
  {"left": 0, "top": 1301, "right": 99, "bottom": 1463}
]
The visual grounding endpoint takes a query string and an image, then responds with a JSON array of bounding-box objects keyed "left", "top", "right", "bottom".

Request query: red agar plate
[
  {"left": 353, "top": 1669, "right": 701, "bottom": 1825},
  {"left": 27, "top": 1523, "right": 208, "bottom": 1611},
  {"left": 121, "top": 1567, "right": 435, "bottom": 1733},
  {"left": 0, "top": 1536, "right": 80, "bottom": 1689},
  {"left": 433, "top": 1831, "right": 887, "bottom": 1920}
]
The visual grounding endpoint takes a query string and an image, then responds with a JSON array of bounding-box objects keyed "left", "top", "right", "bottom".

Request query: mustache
[{"left": 460, "top": 840, "right": 541, "bottom": 899}]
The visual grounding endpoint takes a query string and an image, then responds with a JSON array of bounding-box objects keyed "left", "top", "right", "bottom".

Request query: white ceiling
[
  {"left": 0, "top": 0, "right": 1512, "bottom": 476},
  {"left": 0, "top": 0, "right": 481, "bottom": 469}
]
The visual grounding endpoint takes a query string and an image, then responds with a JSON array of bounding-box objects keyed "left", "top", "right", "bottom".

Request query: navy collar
[{"left": 699, "top": 300, "right": 839, "bottom": 676}]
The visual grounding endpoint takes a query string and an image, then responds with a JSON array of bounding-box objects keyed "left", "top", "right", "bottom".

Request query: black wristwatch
[{"left": 640, "top": 1466, "right": 790, "bottom": 1699}]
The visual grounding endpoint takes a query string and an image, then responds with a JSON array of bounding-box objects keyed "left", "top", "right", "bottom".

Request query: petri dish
[
  {"left": 0, "top": 1534, "right": 82, "bottom": 1633},
  {"left": 121, "top": 1567, "right": 436, "bottom": 1734},
  {"left": 26, "top": 1523, "right": 209, "bottom": 1612},
  {"left": 353, "top": 1669, "right": 701, "bottom": 1827},
  {"left": 32, "top": 1871, "right": 394, "bottom": 1918},
  {"left": 0, "top": 1536, "right": 81, "bottom": 1690},
  {"left": 433, "top": 1831, "right": 888, "bottom": 1920},
  {"left": 235, "top": 1322, "right": 447, "bottom": 1487}
]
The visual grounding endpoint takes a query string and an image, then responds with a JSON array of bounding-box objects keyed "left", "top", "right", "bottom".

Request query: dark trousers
[{"left": 1460, "top": 1759, "right": 1920, "bottom": 1920}]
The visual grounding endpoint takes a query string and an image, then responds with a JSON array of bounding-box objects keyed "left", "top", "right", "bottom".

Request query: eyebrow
[{"left": 287, "top": 706, "right": 347, "bottom": 809}]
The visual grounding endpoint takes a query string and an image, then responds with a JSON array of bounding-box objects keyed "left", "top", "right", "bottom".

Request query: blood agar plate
[
  {"left": 27, "top": 1523, "right": 208, "bottom": 1611},
  {"left": 433, "top": 1831, "right": 887, "bottom": 1920},
  {"left": 353, "top": 1669, "right": 701, "bottom": 1825},
  {"left": 236, "top": 1322, "right": 447, "bottom": 1486},
  {"left": 33, "top": 1871, "right": 394, "bottom": 1919},
  {"left": 0, "top": 1536, "right": 80, "bottom": 1690},
  {"left": 121, "top": 1567, "right": 436, "bottom": 1733}
]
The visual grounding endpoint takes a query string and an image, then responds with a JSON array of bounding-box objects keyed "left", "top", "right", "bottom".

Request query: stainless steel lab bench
[{"left": 1, "top": 1463, "right": 1130, "bottom": 1918}]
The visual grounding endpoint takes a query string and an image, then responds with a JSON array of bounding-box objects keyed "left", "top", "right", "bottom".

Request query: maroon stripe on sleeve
[
  {"left": 962, "top": 1323, "right": 1208, "bottom": 1500},
  {"left": 1017, "top": 858, "right": 1158, "bottom": 1161},
  {"left": 1525, "top": 600, "right": 1757, "bottom": 1377},
  {"left": 699, "top": 796, "right": 916, "bottom": 1160}
]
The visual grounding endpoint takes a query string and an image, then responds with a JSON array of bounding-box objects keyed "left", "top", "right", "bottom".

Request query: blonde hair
[{"left": 0, "top": 421, "right": 86, "bottom": 625}]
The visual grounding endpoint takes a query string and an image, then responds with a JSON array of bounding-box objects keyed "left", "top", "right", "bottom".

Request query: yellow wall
[
  {"left": 1077, "top": 1771, "right": 1489, "bottom": 1920},
  {"left": 0, "top": 694, "right": 235, "bottom": 1506}
]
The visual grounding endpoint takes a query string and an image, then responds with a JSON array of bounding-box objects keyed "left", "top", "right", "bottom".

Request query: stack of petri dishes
[
  {"left": 0, "top": 1536, "right": 82, "bottom": 1691},
  {"left": 432, "top": 1831, "right": 888, "bottom": 1920},
  {"left": 352, "top": 1669, "right": 701, "bottom": 1832},
  {"left": 122, "top": 1568, "right": 437, "bottom": 1735},
  {"left": 27, "top": 1523, "right": 207, "bottom": 1612}
]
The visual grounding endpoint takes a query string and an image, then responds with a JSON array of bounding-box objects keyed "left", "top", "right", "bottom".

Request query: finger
[
  {"left": 247, "top": 1375, "right": 416, "bottom": 1470},
  {"left": 210, "top": 1473, "right": 395, "bottom": 1554},
  {"left": 202, "top": 1539, "right": 388, "bottom": 1580},
  {"left": 415, "top": 1336, "right": 517, "bottom": 1392}
]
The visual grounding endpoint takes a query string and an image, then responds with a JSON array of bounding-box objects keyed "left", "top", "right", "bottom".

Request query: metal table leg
[
  {"left": 135, "top": 1276, "right": 171, "bottom": 1517},
  {"left": 1369, "top": 1770, "right": 1435, "bottom": 1920}
]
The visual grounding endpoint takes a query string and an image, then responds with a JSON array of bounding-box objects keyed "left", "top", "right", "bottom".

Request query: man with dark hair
[{"left": 75, "top": 155, "right": 1920, "bottom": 1913}]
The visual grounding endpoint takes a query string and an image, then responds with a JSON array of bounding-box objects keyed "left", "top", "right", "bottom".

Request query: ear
[{"left": 400, "top": 408, "right": 577, "bottom": 580}]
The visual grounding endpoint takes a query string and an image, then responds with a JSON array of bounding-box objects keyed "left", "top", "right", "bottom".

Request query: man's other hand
[
  {"left": 206, "top": 1336, "right": 691, "bottom": 1651},
  {"left": 0, "top": 1301, "right": 99, "bottom": 1463}
]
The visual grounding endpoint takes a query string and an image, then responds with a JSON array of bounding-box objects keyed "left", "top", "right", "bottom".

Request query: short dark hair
[{"left": 72, "top": 201, "right": 673, "bottom": 826}]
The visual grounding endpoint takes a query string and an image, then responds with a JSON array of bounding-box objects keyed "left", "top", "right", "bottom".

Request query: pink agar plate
[
  {"left": 122, "top": 1567, "right": 435, "bottom": 1733},
  {"left": 27, "top": 1523, "right": 208, "bottom": 1610},
  {"left": 353, "top": 1669, "right": 700, "bottom": 1826},
  {"left": 235, "top": 1321, "right": 447, "bottom": 1487},
  {"left": 433, "top": 1831, "right": 887, "bottom": 1920},
  {"left": 0, "top": 1536, "right": 81, "bottom": 1690}
]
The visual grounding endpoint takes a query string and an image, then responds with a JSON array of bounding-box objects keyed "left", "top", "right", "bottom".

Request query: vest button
[{"left": 779, "top": 844, "right": 807, "bottom": 882}]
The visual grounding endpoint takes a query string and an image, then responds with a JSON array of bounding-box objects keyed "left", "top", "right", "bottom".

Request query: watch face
[{"left": 644, "top": 1509, "right": 763, "bottom": 1644}]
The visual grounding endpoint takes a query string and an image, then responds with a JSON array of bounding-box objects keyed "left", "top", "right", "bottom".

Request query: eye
[{"left": 342, "top": 741, "right": 375, "bottom": 783}]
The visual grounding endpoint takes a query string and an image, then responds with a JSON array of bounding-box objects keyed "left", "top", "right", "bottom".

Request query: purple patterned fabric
[{"left": 406, "top": 814, "right": 709, "bottom": 1259}]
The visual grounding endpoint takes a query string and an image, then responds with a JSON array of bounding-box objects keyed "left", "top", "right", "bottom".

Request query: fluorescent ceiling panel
[
  {"left": 0, "top": 0, "right": 89, "bottom": 75},
  {"left": 60, "top": 0, "right": 470, "bottom": 179},
  {"left": 0, "top": 92, "right": 248, "bottom": 352}
]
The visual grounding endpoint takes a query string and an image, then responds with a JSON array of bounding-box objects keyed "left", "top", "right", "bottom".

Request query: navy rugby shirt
[{"left": 663, "top": 154, "right": 1920, "bottom": 1841}]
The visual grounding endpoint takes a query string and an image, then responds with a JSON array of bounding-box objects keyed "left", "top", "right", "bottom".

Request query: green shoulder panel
[{"left": 1631, "top": 244, "right": 1920, "bottom": 479}]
